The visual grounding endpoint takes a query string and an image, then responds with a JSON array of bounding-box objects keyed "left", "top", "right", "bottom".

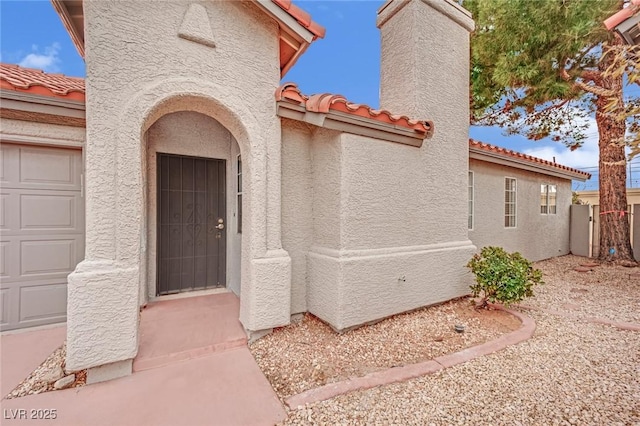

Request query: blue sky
[{"left": 1, "top": 0, "right": 638, "bottom": 189}]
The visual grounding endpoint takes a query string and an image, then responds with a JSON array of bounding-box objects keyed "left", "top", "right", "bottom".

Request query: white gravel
[{"left": 278, "top": 255, "right": 640, "bottom": 425}]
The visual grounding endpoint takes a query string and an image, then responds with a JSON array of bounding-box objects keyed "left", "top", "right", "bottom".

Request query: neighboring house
[
  {"left": 469, "top": 140, "right": 590, "bottom": 261},
  {"left": 604, "top": 0, "right": 640, "bottom": 45},
  {"left": 0, "top": 0, "right": 586, "bottom": 385}
]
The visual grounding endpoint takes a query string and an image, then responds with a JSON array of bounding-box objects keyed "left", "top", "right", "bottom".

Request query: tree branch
[{"left": 560, "top": 68, "right": 613, "bottom": 97}]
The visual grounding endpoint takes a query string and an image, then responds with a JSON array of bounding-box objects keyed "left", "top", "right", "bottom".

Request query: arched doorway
[{"left": 144, "top": 111, "right": 243, "bottom": 299}]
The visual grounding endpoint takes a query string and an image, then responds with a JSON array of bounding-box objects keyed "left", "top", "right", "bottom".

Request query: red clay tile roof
[
  {"left": 271, "top": 0, "right": 325, "bottom": 39},
  {"left": 469, "top": 139, "right": 591, "bottom": 179},
  {"left": 276, "top": 82, "right": 433, "bottom": 136},
  {"left": 0, "top": 63, "right": 85, "bottom": 101}
]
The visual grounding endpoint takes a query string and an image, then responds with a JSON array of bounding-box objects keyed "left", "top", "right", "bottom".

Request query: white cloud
[
  {"left": 18, "top": 43, "right": 61, "bottom": 72},
  {"left": 522, "top": 115, "right": 599, "bottom": 169},
  {"left": 522, "top": 138, "right": 599, "bottom": 169}
]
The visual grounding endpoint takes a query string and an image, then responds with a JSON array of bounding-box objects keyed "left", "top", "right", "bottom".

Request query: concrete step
[{"left": 133, "top": 292, "right": 247, "bottom": 372}]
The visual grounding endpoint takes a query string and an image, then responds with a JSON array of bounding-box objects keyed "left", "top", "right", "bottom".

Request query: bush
[{"left": 466, "top": 246, "right": 543, "bottom": 308}]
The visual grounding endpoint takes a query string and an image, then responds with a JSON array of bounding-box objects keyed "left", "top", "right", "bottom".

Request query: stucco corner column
[
  {"left": 239, "top": 119, "right": 292, "bottom": 336},
  {"left": 239, "top": 250, "right": 292, "bottom": 335},
  {"left": 66, "top": 260, "right": 139, "bottom": 377}
]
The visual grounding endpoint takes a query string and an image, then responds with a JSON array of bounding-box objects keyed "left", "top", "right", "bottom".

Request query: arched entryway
[
  {"left": 66, "top": 79, "right": 292, "bottom": 381},
  {"left": 144, "top": 111, "right": 243, "bottom": 300}
]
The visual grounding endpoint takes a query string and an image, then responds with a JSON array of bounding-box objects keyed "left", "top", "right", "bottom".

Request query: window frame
[
  {"left": 540, "top": 184, "right": 557, "bottom": 215},
  {"left": 504, "top": 177, "right": 517, "bottom": 228},
  {"left": 237, "top": 154, "right": 242, "bottom": 233},
  {"left": 468, "top": 171, "right": 474, "bottom": 230}
]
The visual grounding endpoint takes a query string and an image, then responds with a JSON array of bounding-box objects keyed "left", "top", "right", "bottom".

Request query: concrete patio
[{"left": 1, "top": 293, "right": 286, "bottom": 426}]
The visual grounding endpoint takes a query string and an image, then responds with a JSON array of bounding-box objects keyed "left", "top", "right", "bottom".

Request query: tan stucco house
[{"left": 0, "top": 0, "right": 589, "bottom": 383}]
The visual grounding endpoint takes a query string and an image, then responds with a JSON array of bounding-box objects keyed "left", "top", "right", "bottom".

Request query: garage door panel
[
  {"left": 20, "top": 239, "right": 77, "bottom": 277},
  {"left": 0, "top": 241, "right": 8, "bottom": 277},
  {"left": 0, "top": 193, "right": 7, "bottom": 229},
  {"left": 21, "top": 194, "right": 77, "bottom": 230},
  {"left": 1, "top": 189, "right": 83, "bottom": 235},
  {"left": 19, "top": 147, "right": 80, "bottom": 188},
  {"left": 0, "top": 288, "right": 9, "bottom": 326},
  {"left": 19, "top": 282, "right": 67, "bottom": 323},
  {"left": 0, "top": 144, "right": 17, "bottom": 185}
]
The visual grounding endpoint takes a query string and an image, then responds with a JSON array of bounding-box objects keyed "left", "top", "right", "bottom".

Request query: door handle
[{"left": 215, "top": 223, "right": 225, "bottom": 230}]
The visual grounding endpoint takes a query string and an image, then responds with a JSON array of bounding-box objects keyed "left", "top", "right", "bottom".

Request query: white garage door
[{"left": 0, "top": 143, "right": 84, "bottom": 331}]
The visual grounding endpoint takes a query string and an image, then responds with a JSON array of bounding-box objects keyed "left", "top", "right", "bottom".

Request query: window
[
  {"left": 468, "top": 171, "right": 474, "bottom": 230},
  {"left": 237, "top": 154, "right": 242, "bottom": 233},
  {"left": 504, "top": 178, "right": 517, "bottom": 228},
  {"left": 540, "top": 184, "right": 557, "bottom": 215}
]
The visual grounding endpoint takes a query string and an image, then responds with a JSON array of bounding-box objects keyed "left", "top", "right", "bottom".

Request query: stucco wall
[
  {"left": 469, "top": 159, "right": 573, "bottom": 261},
  {"left": 281, "top": 120, "right": 314, "bottom": 314},
  {"left": 68, "top": 0, "right": 290, "bottom": 372},
  {"left": 144, "top": 111, "right": 241, "bottom": 301},
  {"left": 306, "top": 132, "right": 476, "bottom": 330}
]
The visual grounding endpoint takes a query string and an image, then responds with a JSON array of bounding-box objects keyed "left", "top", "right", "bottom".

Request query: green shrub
[{"left": 466, "top": 246, "right": 543, "bottom": 307}]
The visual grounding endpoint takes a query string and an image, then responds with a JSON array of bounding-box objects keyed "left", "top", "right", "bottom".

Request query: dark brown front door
[{"left": 157, "top": 154, "right": 226, "bottom": 295}]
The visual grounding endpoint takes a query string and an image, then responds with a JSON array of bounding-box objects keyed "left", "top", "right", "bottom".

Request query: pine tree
[{"left": 466, "top": 0, "right": 639, "bottom": 262}]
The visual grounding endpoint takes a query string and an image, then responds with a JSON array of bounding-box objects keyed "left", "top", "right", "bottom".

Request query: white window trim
[
  {"left": 468, "top": 171, "right": 474, "bottom": 230},
  {"left": 505, "top": 177, "right": 517, "bottom": 229},
  {"left": 540, "top": 184, "right": 557, "bottom": 215},
  {"left": 540, "top": 184, "right": 548, "bottom": 215}
]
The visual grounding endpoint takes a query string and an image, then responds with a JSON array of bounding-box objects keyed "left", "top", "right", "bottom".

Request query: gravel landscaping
[
  {"left": 5, "top": 342, "right": 86, "bottom": 399},
  {"left": 524, "top": 255, "right": 640, "bottom": 323},
  {"left": 250, "top": 297, "right": 520, "bottom": 400},
  {"left": 278, "top": 255, "right": 640, "bottom": 425}
]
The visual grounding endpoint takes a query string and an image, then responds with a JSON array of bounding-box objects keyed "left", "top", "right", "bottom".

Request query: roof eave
[
  {"left": 613, "top": 13, "right": 640, "bottom": 45},
  {"left": 277, "top": 101, "right": 429, "bottom": 148},
  {"left": 469, "top": 148, "right": 591, "bottom": 182},
  {"left": 0, "top": 88, "right": 86, "bottom": 128},
  {"left": 0, "top": 89, "right": 85, "bottom": 111},
  {"left": 253, "top": 0, "right": 319, "bottom": 77},
  {"left": 254, "top": 0, "right": 316, "bottom": 44},
  {"left": 51, "top": 0, "right": 85, "bottom": 59}
]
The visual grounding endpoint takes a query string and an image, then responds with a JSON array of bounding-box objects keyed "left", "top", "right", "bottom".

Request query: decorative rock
[
  {"left": 40, "top": 366, "right": 64, "bottom": 384},
  {"left": 53, "top": 374, "right": 76, "bottom": 390},
  {"left": 573, "top": 266, "right": 592, "bottom": 273},
  {"left": 580, "top": 262, "right": 599, "bottom": 268},
  {"left": 570, "top": 288, "right": 588, "bottom": 293}
]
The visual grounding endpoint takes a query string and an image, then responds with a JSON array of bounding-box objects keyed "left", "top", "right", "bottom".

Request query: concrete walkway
[
  {"left": 1, "top": 325, "right": 66, "bottom": 398},
  {"left": 1, "top": 293, "right": 286, "bottom": 426}
]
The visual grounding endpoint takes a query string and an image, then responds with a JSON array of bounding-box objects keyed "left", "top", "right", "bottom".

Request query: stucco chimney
[
  {"left": 377, "top": 0, "right": 474, "bottom": 122},
  {"left": 376, "top": 0, "right": 475, "bottom": 245}
]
